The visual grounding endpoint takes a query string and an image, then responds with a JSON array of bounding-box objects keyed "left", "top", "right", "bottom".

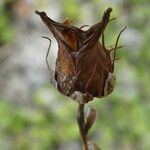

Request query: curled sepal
[{"left": 85, "top": 107, "right": 97, "bottom": 134}]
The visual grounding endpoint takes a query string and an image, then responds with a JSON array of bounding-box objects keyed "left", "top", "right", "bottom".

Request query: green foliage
[
  {"left": 0, "top": 87, "right": 79, "bottom": 149},
  {"left": 0, "top": 1, "right": 14, "bottom": 45},
  {"left": 61, "top": 0, "right": 82, "bottom": 22}
]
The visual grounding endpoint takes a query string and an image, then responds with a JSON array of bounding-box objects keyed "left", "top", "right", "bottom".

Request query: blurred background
[{"left": 0, "top": 0, "right": 149, "bottom": 150}]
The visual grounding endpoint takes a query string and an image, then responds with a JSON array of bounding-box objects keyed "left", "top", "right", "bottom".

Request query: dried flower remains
[{"left": 35, "top": 8, "right": 125, "bottom": 104}]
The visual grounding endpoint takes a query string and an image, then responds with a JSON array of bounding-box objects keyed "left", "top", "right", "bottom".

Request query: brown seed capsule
[{"left": 35, "top": 8, "right": 125, "bottom": 104}]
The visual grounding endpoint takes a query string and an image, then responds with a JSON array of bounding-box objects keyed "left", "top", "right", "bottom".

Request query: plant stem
[{"left": 77, "top": 104, "right": 88, "bottom": 150}]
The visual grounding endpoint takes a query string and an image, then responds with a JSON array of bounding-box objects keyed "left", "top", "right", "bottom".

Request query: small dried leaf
[
  {"left": 88, "top": 141, "right": 101, "bottom": 150},
  {"left": 85, "top": 107, "right": 97, "bottom": 134}
]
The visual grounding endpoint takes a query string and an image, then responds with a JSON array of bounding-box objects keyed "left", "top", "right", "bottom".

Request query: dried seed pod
[{"left": 35, "top": 8, "right": 125, "bottom": 104}]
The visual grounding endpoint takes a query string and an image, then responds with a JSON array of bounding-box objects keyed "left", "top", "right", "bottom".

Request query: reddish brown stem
[{"left": 77, "top": 104, "right": 88, "bottom": 150}]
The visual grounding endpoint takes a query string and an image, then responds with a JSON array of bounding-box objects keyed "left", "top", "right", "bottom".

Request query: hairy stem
[{"left": 77, "top": 104, "right": 88, "bottom": 150}]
